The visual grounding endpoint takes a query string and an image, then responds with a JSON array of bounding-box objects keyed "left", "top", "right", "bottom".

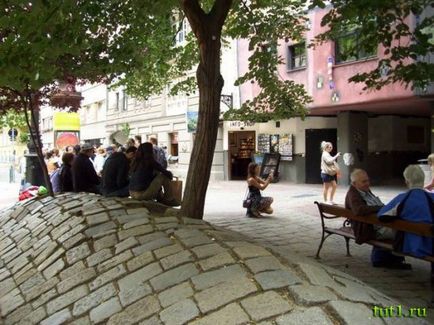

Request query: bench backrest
[{"left": 314, "top": 201, "right": 434, "bottom": 238}]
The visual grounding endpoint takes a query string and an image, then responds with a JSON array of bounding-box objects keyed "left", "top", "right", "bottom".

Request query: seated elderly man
[
  {"left": 379, "top": 165, "right": 434, "bottom": 258},
  {"left": 345, "top": 169, "right": 410, "bottom": 269}
]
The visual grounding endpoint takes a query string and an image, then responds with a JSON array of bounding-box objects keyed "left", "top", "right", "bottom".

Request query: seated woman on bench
[
  {"left": 345, "top": 169, "right": 411, "bottom": 269},
  {"left": 379, "top": 165, "right": 434, "bottom": 258}
]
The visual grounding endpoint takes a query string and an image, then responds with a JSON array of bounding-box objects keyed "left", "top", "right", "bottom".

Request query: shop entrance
[
  {"left": 229, "top": 131, "right": 256, "bottom": 180},
  {"left": 305, "top": 128, "right": 337, "bottom": 184}
]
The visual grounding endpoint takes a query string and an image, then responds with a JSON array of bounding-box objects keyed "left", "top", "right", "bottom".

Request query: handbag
[
  {"left": 324, "top": 161, "right": 339, "bottom": 176},
  {"left": 169, "top": 176, "right": 183, "bottom": 203},
  {"left": 242, "top": 188, "right": 252, "bottom": 208}
]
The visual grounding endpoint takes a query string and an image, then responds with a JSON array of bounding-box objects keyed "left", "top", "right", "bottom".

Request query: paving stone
[
  {"left": 73, "top": 283, "right": 117, "bottom": 316},
  {"left": 137, "top": 231, "right": 168, "bottom": 245},
  {"left": 97, "top": 250, "right": 133, "bottom": 273},
  {"left": 288, "top": 284, "right": 338, "bottom": 305},
  {"left": 190, "top": 303, "right": 249, "bottom": 325},
  {"left": 33, "top": 242, "right": 57, "bottom": 266},
  {"left": 297, "top": 263, "right": 335, "bottom": 287},
  {"left": 83, "top": 207, "right": 106, "bottom": 216},
  {"left": 63, "top": 233, "right": 85, "bottom": 249},
  {"left": 46, "top": 284, "right": 88, "bottom": 314},
  {"left": 118, "top": 262, "right": 163, "bottom": 292},
  {"left": 123, "top": 218, "right": 150, "bottom": 229},
  {"left": 178, "top": 234, "right": 214, "bottom": 247},
  {"left": 90, "top": 297, "right": 123, "bottom": 323},
  {"left": 156, "top": 223, "right": 179, "bottom": 231},
  {"left": 57, "top": 267, "right": 96, "bottom": 293},
  {"left": 109, "top": 209, "right": 127, "bottom": 218},
  {"left": 328, "top": 301, "right": 383, "bottom": 325},
  {"left": 94, "top": 234, "right": 118, "bottom": 251},
  {"left": 159, "top": 298, "right": 199, "bottom": 325},
  {"left": 139, "top": 316, "right": 162, "bottom": 325},
  {"left": 150, "top": 263, "right": 199, "bottom": 291},
  {"left": 115, "top": 237, "right": 139, "bottom": 254},
  {"left": 191, "top": 243, "right": 226, "bottom": 259},
  {"left": 155, "top": 216, "right": 178, "bottom": 224},
  {"left": 107, "top": 295, "right": 160, "bottom": 325},
  {"left": 20, "top": 273, "right": 46, "bottom": 294},
  {"left": 25, "top": 277, "right": 59, "bottom": 301},
  {"left": 133, "top": 237, "right": 173, "bottom": 256},
  {"left": 154, "top": 244, "right": 183, "bottom": 259},
  {"left": 90, "top": 264, "right": 127, "bottom": 290},
  {"left": 254, "top": 270, "right": 302, "bottom": 290},
  {"left": 119, "top": 282, "right": 153, "bottom": 307},
  {"left": 0, "top": 276, "right": 16, "bottom": 297},
  {"left": 233, "top": 245, "right": 271, "bottom": 259},
  {"left": 0, "top": 288, "right": 25, "bottom": 316},
  {"left": 17, "top": 306, "right": 47, "bottom": 325},
  {"left": 58, "top": 224, "right": 86, "bottom": 243},
  {"left": 31, "top": 288, "right": 57, "bottom": 308},
  {"left": 158, "top": 282, "right": 194, "bottom": 308},
  {"left": 160, "top": 250, "right": 194, "bottom": 270},
  {"left": 87, "top": 248, "right": 113, "bottom": 267},
  {"left": 126, "top": 251, "right": 155, "bottom": 271},
  {"left": 191, "top": 265, "right": 246, "bottom": 291},
  {"left": 195, "top": 277, "right": 257, "bottom": 313},
  {"left": 333, "top": 276, "right": 378, "bottom": 304},
  {"left": 126, "top": 207, "right": 150, "bottom": 215},
  {"left": 40, "top": 308, "right": 72, "bottom": 325},
  {"left": 65, "top": 242, "right": 91, "bottom": 265},
  {"left": 37, "top": 248, "right": 65, "bottom": 272},
  {"left": 116, "top": 213, "right": 145, "bottom": 224},
  {"left": 84, "top": 221, "right": 116, "bottom": 238},
  {"left": 69, "top": 316, "right": 92, "bottom": 325},
  {"left": 174, "top": 228, "right": 203, "bottom": 239},
  {"left": 276, "top": 307, "right": 333, "bottom": 325},
  {"left": 3, "top": 302, "right": 32, "bottom": 325},
  {"left": 43, "top": 258, "right": 65, "bottom": 279},
  {"left": 198, "top": 252, "right": 236, "bottom": 271},
  {"left": 241, "top": 291, "right": 292, "bottom": 321},
  {"left": 117, "top": 225, "right": 154, "bottom": 242},
  {"left": 86, "top": 212, "right": 110, "bottom": 225},
  {"left": 60, "top": 261, "right": 86, "bottom": 280},
  {"left": 244, "top": 256, "right": 285, "bottom": 274}
]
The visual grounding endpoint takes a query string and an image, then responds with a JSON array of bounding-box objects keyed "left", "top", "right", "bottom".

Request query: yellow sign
[{"left": 53, "top": 112, "right": 80, "bottom": 131}]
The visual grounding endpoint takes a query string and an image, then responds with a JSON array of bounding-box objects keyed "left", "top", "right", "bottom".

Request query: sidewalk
[
  {"left": 204, "top": 181, "right": 434, "bottom": 321},
  {"left": 0, "top": 181, "right": 20, "bottom": 210}
]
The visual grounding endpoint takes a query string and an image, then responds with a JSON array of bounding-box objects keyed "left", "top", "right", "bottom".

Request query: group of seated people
[
  {"left": 346, "top": 165, "right": 434, "bottom": 269},
  {"left": 51, "top": 138, "right": 179, "bottom": 206}
]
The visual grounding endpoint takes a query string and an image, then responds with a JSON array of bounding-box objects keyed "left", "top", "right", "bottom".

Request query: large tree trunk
[{"left": 179, "top": 0, "right": 232, "bottom": 219}]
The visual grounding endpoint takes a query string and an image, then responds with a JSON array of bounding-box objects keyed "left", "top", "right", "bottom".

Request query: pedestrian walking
[
  {"left": 245, "top": 162, "right": 274, "bottom": 218},
  {"left": 320, "top": 141, "right": 340, "bottom": 204}
]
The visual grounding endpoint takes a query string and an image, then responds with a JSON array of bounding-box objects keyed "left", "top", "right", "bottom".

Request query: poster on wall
[
  {"left": 55, "top": 131, "right": 80, "bottom": 149},
  {"left": 270, "top": 134, "right": 280, "bottom": 153},
  {"left": 186, "top": 111, "right": 198, "bottom": 133},
  {"left": 257, "top": 134, "right": 270, "bottom": 153},
  {"left": 279, "top": 134, "right": 293, "bottom": 161}
]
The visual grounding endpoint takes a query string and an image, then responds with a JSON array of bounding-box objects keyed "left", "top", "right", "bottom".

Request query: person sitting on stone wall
[
  {"left": 345, "top": 169, "right": 411, "bottom": 269},
  {"left": 59, "top": 153, "right": 74, "bottom": 192},
  {"left": 72, "top": 143, "right": 100, "bottom": 194},
  {"left": 101, "top": 148, "right": 130, "bottom": 197},
  {"left": 129, "top": 143, "right": 179, "bottom": 206}
]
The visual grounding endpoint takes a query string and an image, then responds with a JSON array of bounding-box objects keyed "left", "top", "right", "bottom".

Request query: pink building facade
[{"left": 226, "top": 7, "right": 433, "bottom": 184}]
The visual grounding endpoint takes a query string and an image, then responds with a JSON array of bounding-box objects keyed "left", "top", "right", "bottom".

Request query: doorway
[
  {"left": 305, "top": 128, "right": 337, "bottom": 184},
  {"left": 229, "top": 131, "right": 256, "bottom": 180}
]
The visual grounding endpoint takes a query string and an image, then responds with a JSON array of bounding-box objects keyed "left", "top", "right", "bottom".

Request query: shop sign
[{"left": 229, "top": 121, "right": 255, "bottom": 128}]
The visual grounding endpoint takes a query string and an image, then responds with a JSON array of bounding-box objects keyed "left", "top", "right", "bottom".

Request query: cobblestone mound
[{"left": 0, "top": 193, "right": 417, "bottom": 324}]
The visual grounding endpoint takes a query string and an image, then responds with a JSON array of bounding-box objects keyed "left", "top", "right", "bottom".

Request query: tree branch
[
  {"left": 209, "top": 0, "right": 233, "bottom": 29},
  {"left": 179, "top": 0, "right": 206, "bottom": 39}
]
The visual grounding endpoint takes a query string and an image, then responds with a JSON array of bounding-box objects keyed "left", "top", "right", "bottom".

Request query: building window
[
  {"left": 122, "top": 92, "right": 128, "bottom": 111},
  {"left": 115, "top": 92, "right": 119, "bottom": 111},
  {"left": 335, "top": 31, "right": 376, "bottom": 64},
  {"left": 287, "top": 43, "right": 306, "bottom": 70},
  {"left": 173, "top": 18, "right": 189, "bottom": 46}
]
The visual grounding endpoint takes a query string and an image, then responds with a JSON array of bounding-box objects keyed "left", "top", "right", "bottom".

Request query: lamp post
[{"left": 25, "top": 106, "right": 45, "bottom": 187}]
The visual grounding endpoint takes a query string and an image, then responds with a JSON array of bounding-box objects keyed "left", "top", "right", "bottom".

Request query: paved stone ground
[
  {"left": 204, "top": 181, "right": 434, "bottom": 323},
  {"left": 1, "top": 193, "right": 425, "bottom": 324}
]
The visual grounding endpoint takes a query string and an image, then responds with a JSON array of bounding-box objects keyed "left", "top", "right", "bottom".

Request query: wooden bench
[{"left": 314, "top": 201, "right": 434, "bottom": 301}]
